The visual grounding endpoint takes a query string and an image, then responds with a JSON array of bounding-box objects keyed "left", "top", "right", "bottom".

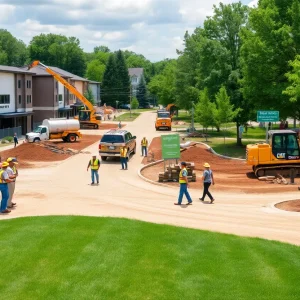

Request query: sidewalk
[{"left": 0, "top": 137, "right": 26, "bottom": 152}]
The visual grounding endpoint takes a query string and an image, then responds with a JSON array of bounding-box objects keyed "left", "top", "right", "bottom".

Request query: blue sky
[{"left": 0, "top": 0, "right": 257, "bottom": 61}]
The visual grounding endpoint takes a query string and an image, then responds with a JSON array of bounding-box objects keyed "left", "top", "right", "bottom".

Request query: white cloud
[
  {"left": 0, "top": 0, "right": 255, "bottom": 61},
  {"left": 248, "top": 0, "right": 258, "bottom": 8},
  {"left": 0, "top": 4, "right": 15, "bottom": 22}
]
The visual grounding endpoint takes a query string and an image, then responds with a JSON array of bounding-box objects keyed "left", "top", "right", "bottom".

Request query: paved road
[{"left": 3, "top": 111, "right": 300, "bottom": 245}]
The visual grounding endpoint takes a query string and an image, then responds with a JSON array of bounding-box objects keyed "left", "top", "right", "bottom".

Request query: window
[
  {"left": 26, "top": 80, "right": 31, "bottom": 89},
  {"left": 26, "top": 95, "right": 32, "bottom": 104},
  {"left": 0, "top": 95, "right": 10, "bottom": 104},
  {"left": 18, "top": 80, "right": 21, "bottom": 89},
  {"left": 100, "top": 135, "right": 124, "bottom": 143},
  {"left": 18, "top": 95, "right": 22, "bottom": 104},
  {"left": 272, "top": 133, "right": 300, "bottom": 158},
  {"left": 59, "top": 94, "right": 63, "bottom": 102},
  {"left": 41, "top": 127, "right": 47, "bottom": 134},
  {"left": 131, "top": 77, "right": 138, "bottom": 83}
]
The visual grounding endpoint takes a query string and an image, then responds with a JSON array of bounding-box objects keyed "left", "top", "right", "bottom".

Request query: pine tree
[
  {"left": 115, "top": 50, "right": 131, "bottom": 105},
  {"left": 101, "top": 54, "right": 118, "bottom": 106},
  {"left": 136, "top": 76, "right": 147, "bottom": 108}
]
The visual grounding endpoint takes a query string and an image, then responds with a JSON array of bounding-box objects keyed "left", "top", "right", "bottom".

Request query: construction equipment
[
  {"left": 28, "top": 61, "right": 101, "bottom": 129},
  {"left": 246, "top": 130, "right": 300, "bottom": 177},
  {"left": 26, "top": 119, "right": 82, "bottom": 143},
  {"left": 155, "top": 109, "right": 172, "bottom": 131}
]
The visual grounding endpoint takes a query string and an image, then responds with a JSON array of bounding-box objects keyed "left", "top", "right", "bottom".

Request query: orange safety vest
[
  {"left": 141, "top": 138, "right": 148, "bottom": 146},
  {"left": 120, "top": 148, "right": 128, "bottom": 158},
  {"left": 90, "top": 159, "right": 100, "bottom": 170},
  {"left": 179, "top": 168, "right": 187, "bottom": 184}
]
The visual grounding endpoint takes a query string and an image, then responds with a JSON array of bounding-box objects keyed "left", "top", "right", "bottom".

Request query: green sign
[
  {"left": 257, "top": 111, "right": 279, "bottom": 122},
  {"left": 161, "top": 134, "right": 180, "bottom": 159}
]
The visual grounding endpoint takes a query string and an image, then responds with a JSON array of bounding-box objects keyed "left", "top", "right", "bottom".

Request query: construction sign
[{"left": 161, "top": 134, "right": 180, "bottom": 159}]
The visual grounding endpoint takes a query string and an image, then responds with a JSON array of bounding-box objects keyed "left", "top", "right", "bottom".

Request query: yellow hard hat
[{"left": 1, "top": 162, "right": 9, "bottom": 168}]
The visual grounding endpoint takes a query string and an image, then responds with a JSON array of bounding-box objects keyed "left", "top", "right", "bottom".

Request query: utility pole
[
  {"left": 130, "top": 85, "right": 132, "bottom": 118},
  {"left": 191, "top": 101, "right": 195, "bottom": 133}
]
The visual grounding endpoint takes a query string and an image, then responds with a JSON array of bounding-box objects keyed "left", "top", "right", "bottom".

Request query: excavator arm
[{"left": 28, "top": 61, "right": 100, "bottom": 127}]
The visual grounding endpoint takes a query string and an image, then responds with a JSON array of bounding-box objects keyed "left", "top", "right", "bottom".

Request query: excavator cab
[
  {"left": 269, "top": 130, "right": 300, "bottom": 160},
  {"left": 79, "top": 110, "right": 91, "bottom": 121}
]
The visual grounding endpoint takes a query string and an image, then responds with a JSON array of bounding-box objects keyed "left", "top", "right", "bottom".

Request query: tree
[
  {"left": 84, "top": 87, "right": 95, "bottom": 105},
  {"left": 101, "top": 54, "right": 118, "bottom": 106},
  {"left": 115, "top": 50, "right": 131, "bottom": 105},
  {"left": 131, "top": 97, "right": 139, "bottom": 110},
  {"left": 241, "top": 0, "right": 300, "bottom": 122},
  {"left": 136, "top": 76, "right": 147, "bottom": 107},
  {"left": 0, "top": 29, "right": 28, "bottom": 66},
  {"left": 28, "top": 34, "right": 86, "bottom": 76},
  {"left": 195, "top": 88, "right": 216, "bottom": 139},
  {"left": 94, "top": 45, "right": 110, "bottom": 53},
  {"left": 85, "top": 60, "right": 106, "bottom": 82},
  {"left": 282, "top": 55, "right": 300, "bottom": 120}
]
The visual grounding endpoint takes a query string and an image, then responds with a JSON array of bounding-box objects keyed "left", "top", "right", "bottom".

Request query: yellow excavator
[
  {"left": 246, "top": 130, "right": 300, "bottom": 177},
  {"left": 28, "top": 61, "right": 101, "bottom": 129}
]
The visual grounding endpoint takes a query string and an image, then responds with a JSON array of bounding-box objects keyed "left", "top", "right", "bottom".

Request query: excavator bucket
[{"left": 27, "top": 60, "right": 41, "bottom": 70}]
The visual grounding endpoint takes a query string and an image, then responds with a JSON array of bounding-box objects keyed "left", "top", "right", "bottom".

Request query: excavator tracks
[{"left": 254, "top": 164, "right": 300, "bottom": 177}]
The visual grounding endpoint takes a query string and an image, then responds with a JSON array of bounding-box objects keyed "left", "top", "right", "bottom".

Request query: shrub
[{"left": 1, "top": 136, "right": 13, "bottom": 143}]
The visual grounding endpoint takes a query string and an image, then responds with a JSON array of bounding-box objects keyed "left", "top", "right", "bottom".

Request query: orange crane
[{"left": 28, "top": 60, "right": 101, "bottom": 129}]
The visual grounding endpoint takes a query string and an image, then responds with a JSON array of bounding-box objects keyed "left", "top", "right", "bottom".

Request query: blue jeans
[
  {"left": 91, "top": 169, "right": 99, "bottom": 184},
  {"left": 142, "top": 146, "right": 148, "bottom": 156},
  {"left": 121, "top": 157, "right": 128, "bottom": 169},
  {"left": 178, "top": 183, "right": 192, "bottom": 204},
  {"left": 0, "top": 184, "right": 9, "bottom": 211}
]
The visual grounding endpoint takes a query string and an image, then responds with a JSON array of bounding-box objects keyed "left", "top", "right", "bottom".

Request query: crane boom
[{"left": 28, "top": 60, "right": 100, "bottom": 128}]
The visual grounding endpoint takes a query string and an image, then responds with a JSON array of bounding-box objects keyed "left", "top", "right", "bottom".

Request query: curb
[
  {"left": 137, "top": 141, "right": 245, "bottom": 186},
  {"left": 270, "top": 200, "right": 300, "bottom": 216}
]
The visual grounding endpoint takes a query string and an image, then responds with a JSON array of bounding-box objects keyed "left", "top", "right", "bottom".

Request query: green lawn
[
  {"left": 0, "top": 216, "right": 299, "bottom": 300},
  {"left": 116, "top": 112, "right": 140, "bottom": 121}
]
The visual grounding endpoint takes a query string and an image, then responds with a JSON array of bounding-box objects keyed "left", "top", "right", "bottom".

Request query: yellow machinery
[
  {"left": 28, "top": 61, "right": 101, "bottom": 129},
  {"left": 246, "top": 130, "right": 300, "bottom": 177},
  {"left": 155, "top": 109, "right": 172, "bottom": 131}
]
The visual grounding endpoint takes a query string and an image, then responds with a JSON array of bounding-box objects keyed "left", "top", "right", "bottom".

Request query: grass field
[
  {"left": 116, "top": 112, "right": 140, "bottom": 122},
  {"left": 0, "top": 216, "right": 299, "bottom": 300}
]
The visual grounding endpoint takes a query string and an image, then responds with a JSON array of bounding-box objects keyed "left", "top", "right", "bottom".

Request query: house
[
  {"left": 25, "top": 65, "right": 90, "bottom": 124},
  {"left": 128, "top": 68, "right": 144, "bottom": 96},
  {"left": 88, "top": 81, "right": 101, "bottom": 106},
  {"left": 0, "top": 66, "right": 34, "bottom": 137}
]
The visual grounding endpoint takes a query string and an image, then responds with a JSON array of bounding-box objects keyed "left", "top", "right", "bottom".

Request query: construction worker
[
  {"left": 6, "top": 157, "right": 18, "bottom": 208},
  {"left": 200, "top": 162, "right": 215, "bottom": 204},
  {"left": 0, "top": 162, "right": 14, "bottom": 213},
  {"left": 141, "top": 137, "right": 148, "bottom": 157},
  {"left": 87, "top": 155, "right": 100, "bottom": 185},
  {"left": 174, "top": 162, "right": 193, "bottom": 206},
  {"left": 120, "top": 146, "right": 128, "bottom": 170}
]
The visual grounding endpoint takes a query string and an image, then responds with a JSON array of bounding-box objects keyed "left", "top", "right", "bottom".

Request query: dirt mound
[
  {"left": 0, "top": 135, "right": 100, "bottom": 168},
  {"left": 141, "top": 137, "right": 299, "bottom": 193},
  {"left": 275, "top": 200, "right": 300, "bottom": 212}
]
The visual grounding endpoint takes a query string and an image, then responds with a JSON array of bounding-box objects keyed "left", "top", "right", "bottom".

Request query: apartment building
[{"left": 0, "top": 66, "right": 34, "bottom": 135}]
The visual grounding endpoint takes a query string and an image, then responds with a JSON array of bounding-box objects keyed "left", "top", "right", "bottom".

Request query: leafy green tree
[
  {"left": 94, "top": 46, "right": 110, "bottom": 53},
  {"left": 195, "top": 88, "right": 216, "bottom": 136},
  {"left": 101, "top": 54, "right": 118, "bottom": 106},
  {"left": 115, "top": 50, "right": 131, "bottom": 105},
  {"left": 283, "top": 55, "right": 300, "bottom": 119},
  {"left": 0, "top": 29, "right": 28, "bottom": 66},
  {"left": 84, "top": 87, "right": 95, "bottom": 105},
  {"left": 136, "top": 76, "right": 147, "bottom": 107},
  {"left": 241, "top": 0, "right": 300, "bottom": 122},
  {"left": 131, "top": 97, "right": 139, "bottom": 110},
  {"left": 85, "top": 60, "right": 106, "bottom": 82}
]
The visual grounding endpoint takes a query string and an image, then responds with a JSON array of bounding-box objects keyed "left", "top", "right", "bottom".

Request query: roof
[
  {"left": 103, "top": 129, "right": 128, "bottom": 135},
  {"left": 20, "top": 65, "right": 72, "bottom": 78},
  {"left": 0, "top": 111, "right": 34, "bottom": 118},
  {"left": 89, "top": 80, "right": 101, "bottom": 84},
  {"left": 128, "top": 68, "right": 144, "bottom": 77},
  {"left": 0, "top": 65, "right": 35, "bottom": 75}
]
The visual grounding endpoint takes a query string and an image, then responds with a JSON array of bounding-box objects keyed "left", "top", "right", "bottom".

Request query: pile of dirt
[
  {"left": 98, "top": 123, "right": 125, "bottom": 130},
  {"left": 0, "top": 134, "right": 100, "bottom": 168},
  {"left": 141, "top": 137, "right": 300, "bottom": 193},
  {"left": 275, "top": 200, "right": 300, "bottom": 212}
]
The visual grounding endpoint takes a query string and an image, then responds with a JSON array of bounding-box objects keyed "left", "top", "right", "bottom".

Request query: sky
[{"left": 0, "top": 0, "right": 258, "bottom": 62}]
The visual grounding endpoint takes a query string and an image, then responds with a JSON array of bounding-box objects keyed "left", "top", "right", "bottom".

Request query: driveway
[{"left": 4, "top": 111, "right": 300, "bottom": 246}]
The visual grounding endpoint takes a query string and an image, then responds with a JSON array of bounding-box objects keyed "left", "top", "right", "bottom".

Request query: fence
[{"left": 0, "top": 126, "right": 22, "bottom": 139}]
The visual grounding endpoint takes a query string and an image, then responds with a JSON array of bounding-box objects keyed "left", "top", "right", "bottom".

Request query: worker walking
[
  {"left": 87, "top": 155, "right": 100, "bottom": 185},
  {"left": 6, "top": 158, "right": 18, "bottom": 208},
  {"left": 13, "top": 133, "right": 18, "bottom": 148},
  {"left": 199, "top": 163, "right": 215, "bottom": 204},
  {"left": 0, "top": 162, "right": 13, "bottom": 213},
  {"left": 120, "top": 146, "right": 128, "bottom": 170},
  {"left": 141, "top": 137, "right": 148, "bottom": 157},
  {"left": 174, "top": 162, "right": 193, "bottom": 205}
]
